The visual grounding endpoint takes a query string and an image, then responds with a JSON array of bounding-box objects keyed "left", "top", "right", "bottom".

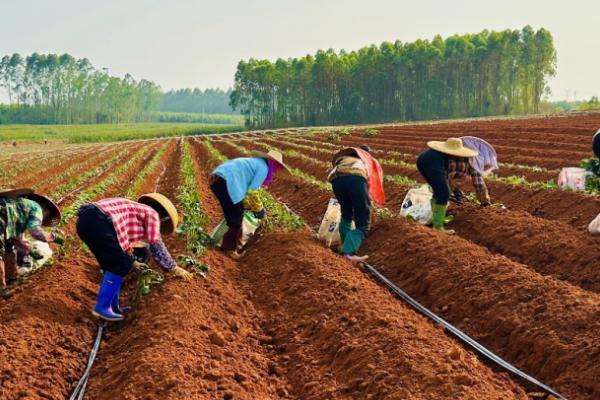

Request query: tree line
[
  {"left": 0, "top": 53, "right": 162, "bottom": 124},
  {"left": 160, "top": 88, "right": 237, "bottom": 114},
  {"left": 230, "top": 26, "right": 557, "bottom": 129}
]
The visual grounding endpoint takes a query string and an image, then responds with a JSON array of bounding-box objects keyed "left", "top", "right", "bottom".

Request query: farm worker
[
  {"left": 76, "top": 194, "right": 193, "bottom": 322},
  {"left": 327, "top": 145, "right": 385, "bottom": 264},
  {"left": 447, "top": 136, "right": 498, "bottom": 204},
  {"left": 209, "top": 150, "right": 289, "bottom": 257},
  {"left": 416, "top": 138, "right": 480, "bottom": 234},
  {"left": 0, "top": 188, "right": 63, "bottom": 288},
  {"left": 593, "top": 128, "right": 600, "bottom": 158}
]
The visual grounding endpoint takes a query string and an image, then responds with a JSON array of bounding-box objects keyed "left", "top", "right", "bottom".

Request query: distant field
[
  {"left": 154, "top": 111, "right": 244, "bottom": 125},
  {"left": 0, "top": 123, "right": 243, "bottom": 143}
]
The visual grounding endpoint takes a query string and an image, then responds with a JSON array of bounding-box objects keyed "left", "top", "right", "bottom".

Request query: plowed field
[{"left": 2, "top": 112, "right": 599, "bottom": 400}]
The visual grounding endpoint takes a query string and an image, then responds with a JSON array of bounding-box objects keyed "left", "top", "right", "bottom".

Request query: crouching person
[
  {"left": 328, "top": 145, "right": 385, "bottom": 264},
  {"left": 209, "top": 150, "right": 289, "bottom": 258},
  {"left": 0, "top": 188, "right": 63, "bottom": 288},
  {"left": 76, "top": 194, "right": 193, "bottom": 322}
]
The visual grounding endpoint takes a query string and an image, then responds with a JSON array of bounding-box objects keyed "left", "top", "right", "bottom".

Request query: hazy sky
[{"left": 1, "top": 0, "right": 598, "bottom": 100}]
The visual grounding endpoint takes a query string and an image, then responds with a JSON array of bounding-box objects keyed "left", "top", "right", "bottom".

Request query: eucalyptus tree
[{"left": 231, "top": 26, "right": 557, "bottom": 129}]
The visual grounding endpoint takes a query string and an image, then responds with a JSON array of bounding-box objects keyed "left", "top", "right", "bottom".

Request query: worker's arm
[
  {"left": 242, "top": 190, "right": 265, "bottom": 215},
  {"left": 27, "top": 206, "right": 62, "bottom": 244},
  {"left": 145, "top": 211, "right": 192, "bottom": 279},
  {"left": 149, "top": 239, "right": 176, "bottom": 271}
]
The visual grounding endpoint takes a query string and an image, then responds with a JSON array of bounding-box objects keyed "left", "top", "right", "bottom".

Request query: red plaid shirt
[{"left": 95, "top": 198, "right": 161, "bottom": 251}]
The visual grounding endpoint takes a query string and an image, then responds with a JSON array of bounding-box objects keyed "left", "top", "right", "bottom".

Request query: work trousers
[
  {"left": 416, "top": 149, "right": 450, "bottom": 205},
  {"left": 210, "top": 176, "right": 243, "bottom": 251},
  {"left": 76, "top": 204, "right": 133, "bottom": 277}
]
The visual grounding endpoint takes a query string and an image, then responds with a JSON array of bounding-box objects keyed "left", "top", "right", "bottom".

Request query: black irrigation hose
[
  {"left": 277, "top": 199, "right": 566, "bottom": 400},
  {"left": 362, "top": 263, "right": 566, "bottom": 400},
  {"left": 69, "top": 322, "right": 105, "bottom": 400}
]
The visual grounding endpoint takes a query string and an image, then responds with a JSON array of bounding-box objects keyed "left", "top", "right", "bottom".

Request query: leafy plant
[
  {"left": 259, "top": 189, "right": 305, "bottom": 231},
  {"left": 385, "top": 174, "right": 420, "bottom": 187},
  {"left": 362, "top": 128, "right": 379, "bottom": 138},
  {"left": 134, "top": 266, "right": 164, "bottom": 300},
  {"left": 177, "top": 141, "right": 212, "bottom": 254},
  {"left": 177, "top": 255, "right": 210, "bottom": 278},
  {"left": 374, "top": 207, "right": 394, "bottom": 219}
]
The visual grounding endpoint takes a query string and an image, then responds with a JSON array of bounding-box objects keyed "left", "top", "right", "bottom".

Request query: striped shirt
[{"left": 95, "top": 198, "right": 161, "bottom": 251}]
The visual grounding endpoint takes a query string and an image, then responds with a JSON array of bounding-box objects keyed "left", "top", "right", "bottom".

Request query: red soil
[
  {"left": 229, "top": 137, "right": 600, "bottom": 399},
  {"left": 240, "top": 232, "right": 528, "bottom": 399}
]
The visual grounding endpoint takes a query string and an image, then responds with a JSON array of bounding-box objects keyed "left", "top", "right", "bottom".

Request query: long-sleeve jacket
[
  {"left": 212, "top": 158, "right": 269, "bottom": 204},
  {"left": 447, "top": 156, "right": 490, "bottom": 203}
]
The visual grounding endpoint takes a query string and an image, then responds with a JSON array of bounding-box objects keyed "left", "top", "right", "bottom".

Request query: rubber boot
[
  {"left": 341, "top": 229, "right": 365, "bottom": 256},
  {"left": 431, "top": 203, "right": 455, "bottom": 235},
  {"left": 338, "top": 218, "right": 352, "bottom": 244},
  {"left": 221, "top": 227, "right": 241, "bottom": 252},
  {"left": 111, "top": 285, "right": 131, "bottom": 315},
  {"left": 93, "top": 271, "right": 125, "bottom": 321}
]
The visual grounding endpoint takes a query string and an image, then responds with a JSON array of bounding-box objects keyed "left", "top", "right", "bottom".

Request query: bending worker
[
  {"left": 209, "top": 150, "right": 289, "bottom": 257},
  {"left": 448, "top": 136, "right": 498, "bottom": 204},
  {"left": 0, "top": 188, "right": 62, "bottom": 288},
  {"left": 328, "top": 145, "right": 385, "bottom": 263},
  {"left": 417, "top": 137, "right": 492, "bottom": 234},
  {"left": 76, "top": 194, "right": 193, "bottom": 322}
]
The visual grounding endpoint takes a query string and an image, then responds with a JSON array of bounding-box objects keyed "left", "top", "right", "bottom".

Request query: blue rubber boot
[
  {"left": 111, "top": 285, "right": 131, "bottom": 315},
  {"left": 93, "top": 272, "right": 125, "bottom": 321}
]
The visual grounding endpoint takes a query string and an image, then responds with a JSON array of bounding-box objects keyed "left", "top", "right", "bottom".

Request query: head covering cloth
[{"left": 460, "top": 136, "right": 498, "bottom": 176}]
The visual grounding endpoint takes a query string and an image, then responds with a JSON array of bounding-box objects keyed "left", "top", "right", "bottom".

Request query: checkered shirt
[{"left": 94, "top": 198, "right": 161, "bottom": 251}]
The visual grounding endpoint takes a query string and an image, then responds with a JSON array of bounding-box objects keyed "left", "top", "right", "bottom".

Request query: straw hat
[
  {"left": 0, "top": 188, "right": 34, "bottom": 199},
  {"left": 23, "top": 193, "right": 62, "bottom": 227},
  {"left": 0, "top": 188, "right": 61, "bottom": 227},
  {"left": 427, "top": 138, "right": 478, "bottom": 158},
  {"left": 137, "top": 193, "right": 179, "bottom": 234},
  {"left": 250, "top": 150, "right": 291, "bottom": 172}
]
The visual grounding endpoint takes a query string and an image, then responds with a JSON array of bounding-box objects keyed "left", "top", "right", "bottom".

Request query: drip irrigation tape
[
  {"left": 275, "top": 198, "right": 566, "bottom": 400},
  {"left": 362, "top": 262, "right": 565, "bottom": 399},
  {"left": 69, "top": 322, "right": 105, "bottom": 400}
]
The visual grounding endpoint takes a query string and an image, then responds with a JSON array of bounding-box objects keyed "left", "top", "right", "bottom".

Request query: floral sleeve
[{"left": 149, "top": 239, "right": 176, "bottom": 271}]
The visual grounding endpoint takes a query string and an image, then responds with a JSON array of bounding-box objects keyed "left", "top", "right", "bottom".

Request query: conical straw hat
[
  {"left": 249, "top": 150, "right": 290, "bottom": 172},
  {"left": 138, "top": 193, "right": 179, "bottom": 234},
  {"left": 427, "top": 138, "right": 478, "bottom": 158}
]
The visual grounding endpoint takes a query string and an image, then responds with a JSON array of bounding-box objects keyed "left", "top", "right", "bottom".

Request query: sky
[{"left": 1, "top": 0, "right": 599, "bottom": 100}]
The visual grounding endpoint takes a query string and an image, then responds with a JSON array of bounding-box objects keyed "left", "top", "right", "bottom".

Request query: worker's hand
[
  {"left": 449, "top": 189, "right": 464, "bottom": 204},
  {"left": 132, "top": 260, "right": 150, "bottom": 271},
  {"left": 173, "top": 266, "right": 193, "bottom": 280},
  {"left": 52, "top": 234, "right": 65, "bottom": 245},
  {"left": 254, "top": 208, "right": 266, "bottom": 219}
]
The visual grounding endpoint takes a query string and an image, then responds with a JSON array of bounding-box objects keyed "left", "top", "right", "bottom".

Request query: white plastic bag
[
  {"left": 318, "top": 198, "right": 343, "bottom": 247},
  {"left": 589, "top": 212, "right": 600, "bottom": 234},
  {"left": 557, "top": 167, "right": 592, "bottom": 191},
  {"left": 30, "top": 241, "right": 53, "bottom": 269},
  {"left": 239, "top": 212, "right": 260, "bottom": 247},
  {"left": 317, "top": 198, "right": 354, "bottom": 247},
  {"left": 399, "top": 185, "right": 433, "bottom": 225}
]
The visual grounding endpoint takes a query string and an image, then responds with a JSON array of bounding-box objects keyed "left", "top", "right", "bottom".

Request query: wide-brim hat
[
  {"left": 250, "top": 150, "right": 291, "bottom": 173},
  {"left": 427, "top": 138, "right": 478, "bottom": 158},
  {"left": 0, "top": 188, "right": 34, "bottom": 199},
  {"left": 23, "top": 193, "right": 62, "bottom": 227},
  {"left": 137, "top": 193, "right": 179, "bottom": 235}
]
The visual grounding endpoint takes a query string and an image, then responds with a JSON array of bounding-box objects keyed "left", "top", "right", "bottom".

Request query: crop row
[{"left": 220, "top": 136, "right": 600, "bottom": 399}]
